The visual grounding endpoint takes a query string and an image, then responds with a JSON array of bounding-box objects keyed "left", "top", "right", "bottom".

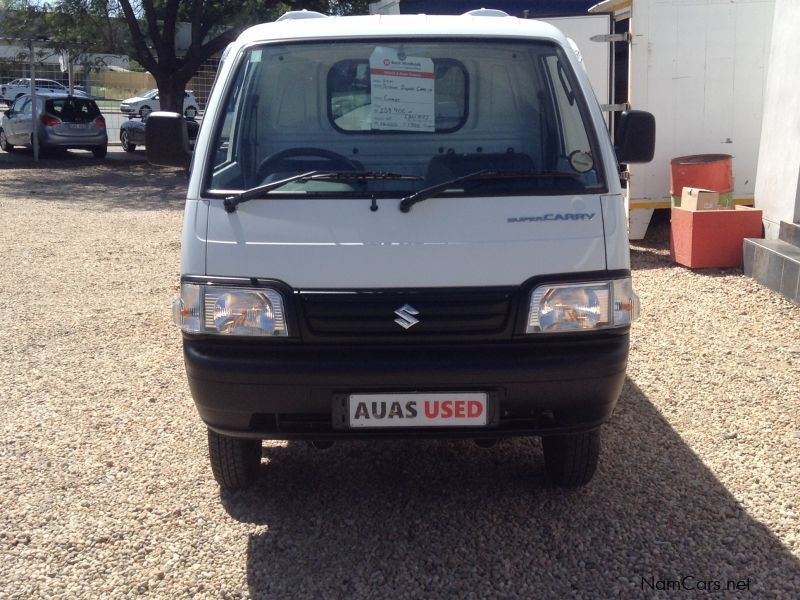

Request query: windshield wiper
[
  {"left": 224, "top": 171, "right": 322, "bottom": 212},
  {"left": 398, "top": 169, "right": 580, "bottom": 213},
  {"left": 224, "top": 171, "right": 422, "bottom": 213}
]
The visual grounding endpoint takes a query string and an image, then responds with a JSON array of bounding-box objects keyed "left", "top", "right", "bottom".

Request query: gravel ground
[{"left": 1, "top": 152, "right": 798, "bottom": 598}]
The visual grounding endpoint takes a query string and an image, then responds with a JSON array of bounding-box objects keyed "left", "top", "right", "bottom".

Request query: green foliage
[
  {"left": 330, "top": 1, "right": 370, "bottom": 15},
  {"left": 0, "top": 0, "right": 130, "bottom": 57},
  {"left": 127, "top": 60, "right": 146, "bottom": 73},
  {"left": 0, "top": 0, "right": 370, "bottom": 110},
  {"left": 0, "top": 1, "right": 369, "bottom": 55}
]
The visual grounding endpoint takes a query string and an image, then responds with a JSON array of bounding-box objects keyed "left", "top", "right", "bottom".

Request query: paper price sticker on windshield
[{"left": 369, "top": 47, "right": 435, "bottom": 132}]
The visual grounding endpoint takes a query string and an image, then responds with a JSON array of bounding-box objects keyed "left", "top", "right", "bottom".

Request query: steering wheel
[{"left": 255, "top": 147, "right": 361, "bottom": 182}]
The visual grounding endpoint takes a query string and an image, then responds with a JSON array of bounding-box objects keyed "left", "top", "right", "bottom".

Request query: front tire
[
  {"left": 541, "top": 429, "right": 600, "bottom": 488},
  {"left": 0, "top": 128, "right": 13, "bottom": 152},
  {"left": 139, "top": 105, "right": 152, "bottom": 118},
  {"left": 208, "top": 429, "right": 261, "bottom": 490},
  {"left": 185, "top": 106, "right": 197, "bottom": 119},
  {"left": 120, "top": 130, "right": 136, "bottom": 152}
]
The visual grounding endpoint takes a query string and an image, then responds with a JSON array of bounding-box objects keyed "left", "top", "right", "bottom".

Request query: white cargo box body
[{"left": 592, "top": 0, "right": 775, "bottom": 238}]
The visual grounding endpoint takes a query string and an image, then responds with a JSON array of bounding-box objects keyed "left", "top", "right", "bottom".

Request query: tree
[
  {"left": 0, "top": 1, "right": 130, "bottom": 67},
  {"left": 1, "top": 1, "right": 369, "bottom": 112},
  {"left": 115, "top": 1, "right": 369, "bottom": 113}
]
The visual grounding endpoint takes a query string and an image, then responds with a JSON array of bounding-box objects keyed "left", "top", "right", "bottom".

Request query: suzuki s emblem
[{"left": 394, "top": 304, "right": 420, "bottom": 329}]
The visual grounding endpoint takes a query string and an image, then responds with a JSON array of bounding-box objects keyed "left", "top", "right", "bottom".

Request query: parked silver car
[{"left": 0, "top": 94, "right": 107, "bottom": 157}]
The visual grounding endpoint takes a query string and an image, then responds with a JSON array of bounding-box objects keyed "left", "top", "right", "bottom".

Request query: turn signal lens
[
  {"left": 172, "top": 284, "right": 202, "bottom": 333},
  {"left": 612, "top": 277, "right": 640, "bottom": 326}
]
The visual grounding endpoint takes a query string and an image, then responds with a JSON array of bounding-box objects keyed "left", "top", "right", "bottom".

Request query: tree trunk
[{"left": 155, "top": 75, "right": 189, "bottom": 115}]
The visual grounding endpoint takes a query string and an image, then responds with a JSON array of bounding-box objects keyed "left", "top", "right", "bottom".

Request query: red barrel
[{"left": 670, "top": 154, "right": 733, "bottom": 206}]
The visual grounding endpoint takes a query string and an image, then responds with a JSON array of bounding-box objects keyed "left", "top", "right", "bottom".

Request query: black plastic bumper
[{"left": 183, "top": 333, "right": 629, "bottom": 440}]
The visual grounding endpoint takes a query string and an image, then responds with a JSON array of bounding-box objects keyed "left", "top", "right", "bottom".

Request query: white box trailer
[
  {"left": 543, "top": 15, "right": 612, "bottom": 124},
  {"left": 590, "top": 0, "right": 775, "bottom": 239}
]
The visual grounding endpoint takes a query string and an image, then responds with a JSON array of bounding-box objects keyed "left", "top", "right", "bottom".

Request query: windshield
[
  {"left": 142, "top": 89, "right": 158, "bottom": 99},
  {"left": 206, "top": 39, "right": 605, "bottom": 197}
]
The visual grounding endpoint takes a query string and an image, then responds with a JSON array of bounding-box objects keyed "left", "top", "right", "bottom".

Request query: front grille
[{"left": 299, "top": 288, "right": 516, "bottom": 339}]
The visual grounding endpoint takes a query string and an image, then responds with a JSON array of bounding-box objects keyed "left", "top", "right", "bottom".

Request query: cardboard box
[
  {"left": 670, "top": 206, "right": 763, "bottom": 268},
  {"left": 680, "top": 187, "right": 733, "bottom": 211}
]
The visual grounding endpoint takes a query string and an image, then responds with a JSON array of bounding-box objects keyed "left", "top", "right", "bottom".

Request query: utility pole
[
  {"left": 61, "top": 49, "right": 74, "bottom": 95},
  {"left": 29, "top": 38, "right": 39, "bottom": 162},
  {"left": 22, "top": 36, "right": 49, "bottom": 163}
]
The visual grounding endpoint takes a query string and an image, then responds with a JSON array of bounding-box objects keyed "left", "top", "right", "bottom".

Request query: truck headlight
[
  {"left": 526, "top": 277, "right": 639, "bottom": 333},
  {"left": 172, "top": 283, "right": 288, "bottom": 336}
]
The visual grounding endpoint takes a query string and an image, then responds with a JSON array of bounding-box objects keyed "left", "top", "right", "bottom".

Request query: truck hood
[{"left": 201, "top": 194, "right": 608, "bottom": 288}]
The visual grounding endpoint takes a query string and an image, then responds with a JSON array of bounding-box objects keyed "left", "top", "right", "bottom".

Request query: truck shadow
[{"left": 220, "top": 379, "right": 799, "bottom": 597}]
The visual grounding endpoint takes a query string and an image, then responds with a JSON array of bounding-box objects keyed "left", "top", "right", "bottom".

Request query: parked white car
[
  {"left": 1, "top": 79, "right": 89, "bottom": 103},
  {"left": 119, "top": 89, "right": 198, "bottom": 118}
]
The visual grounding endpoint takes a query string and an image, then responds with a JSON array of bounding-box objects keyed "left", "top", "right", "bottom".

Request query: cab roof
[{"left": 236, "top": 12, "right": 568, "bottom": 47}]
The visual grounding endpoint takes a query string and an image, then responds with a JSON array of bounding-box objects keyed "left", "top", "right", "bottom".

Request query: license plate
[
  {"left": 348, "top": 392, "right": 488, "bottom": 428},
  {"left": 68, "top": 123, "right": 88, "bottom": 129}
]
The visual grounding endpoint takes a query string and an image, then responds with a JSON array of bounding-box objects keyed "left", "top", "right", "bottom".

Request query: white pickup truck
[{"left": 146, "top": 9, "right": 655, "bottom": 492}]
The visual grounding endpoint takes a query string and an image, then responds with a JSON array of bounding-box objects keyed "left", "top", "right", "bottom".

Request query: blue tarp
[{"left": 396, "top": 1, "right": 598, "bottom": 18}]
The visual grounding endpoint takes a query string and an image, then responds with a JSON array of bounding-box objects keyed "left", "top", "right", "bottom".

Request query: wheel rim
[
  {"left": 121, "top": 131, "right": 129, "bottom": 149},
  {"left": 185, "top": 107, "right": 197, "bottom": 118},
  {"left": 140, "top": 106, "right": 151, "bottom": 118},
  {"left": 0, "top": 130, "right": 6, "bottom": 148}
]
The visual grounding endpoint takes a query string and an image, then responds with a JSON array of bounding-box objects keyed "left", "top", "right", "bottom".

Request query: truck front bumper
[{"left": 183, "top": 333, "right": 629, "bottom": 440}]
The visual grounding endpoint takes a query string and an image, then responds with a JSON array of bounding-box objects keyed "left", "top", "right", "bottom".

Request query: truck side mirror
[
  {"left": 146, "top": 111, "right": 192, "bottom": 169},
  {"left": 615, "top": 110, "right": 656, "bottom": 163}
]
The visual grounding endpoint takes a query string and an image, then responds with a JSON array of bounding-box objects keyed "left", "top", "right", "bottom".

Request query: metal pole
[
  {"left": 29, "top": 39, "right": 39, "bottom": 162},
  {"left": 68, "top": 51, "right": 74, "bottom": 95}
]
